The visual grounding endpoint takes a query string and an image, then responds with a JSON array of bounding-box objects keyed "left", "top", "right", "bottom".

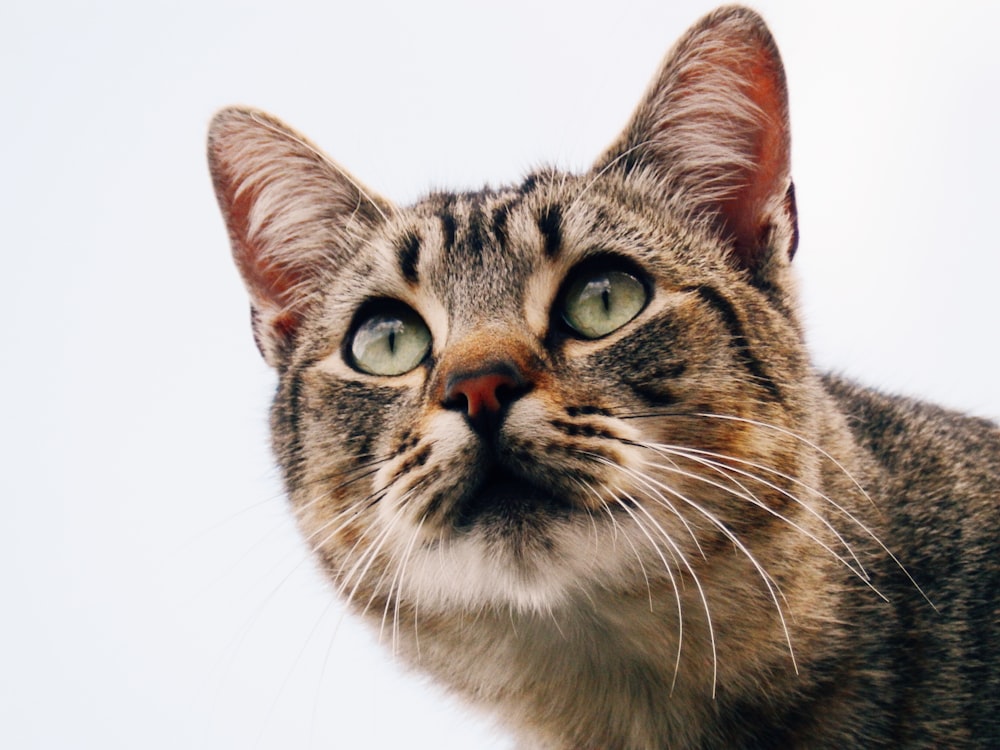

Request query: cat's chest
[{"left": 402, "top": 587, "right": 783, "bottom": 749}]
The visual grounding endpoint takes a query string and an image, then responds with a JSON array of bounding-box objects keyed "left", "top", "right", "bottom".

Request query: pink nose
[{"left": 443, "top": 361, "right": 527, "bottom": 429}]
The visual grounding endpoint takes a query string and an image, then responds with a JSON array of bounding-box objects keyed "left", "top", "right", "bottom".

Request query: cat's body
[{"left": 208, "top": 6, "right": 998, "bottom": 748}]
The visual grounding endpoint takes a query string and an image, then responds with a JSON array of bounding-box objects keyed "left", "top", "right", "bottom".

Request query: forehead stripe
[
  {"left": 537, "top": 204, "right": 563, "bottom": 259},
  {"left": 439, "top": 211, "right": 457, "bottom": 252},
  {"left": 466, "top": 205, "right": 488, "bottom": 256},
  {"left": 397, "top": 230, "right": 421, "bottom": 283},
  {"left": 491, "top": 198, "right": 516, "bottom": 247}
]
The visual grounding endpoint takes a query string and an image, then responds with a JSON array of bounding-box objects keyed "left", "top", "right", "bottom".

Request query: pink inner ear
[
  {"left": 214, "top": 160, "right": 308, "bottom": 363},
  {"left": 209, "top": 106, "right": 395, "bottom": 366},
  {"left": 724, "top": 46, "right": 788, "bottom": 257},
  {"left": 655, "top": 18, "right": 793, "bottom": 273},
  {"left": 713, "top": 45, "right": 791, "bottom": 268},
  {"left": 223, "top": 171, "right": 304, "bottom": 334}
]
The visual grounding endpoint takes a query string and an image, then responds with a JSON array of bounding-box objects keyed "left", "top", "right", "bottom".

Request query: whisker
[
  {"left": 304, "top": 485, "right": 388, "bottom": 557},
  {"left": 340, "top": 497, "right": 413, "bottom": 615},
  {"left": 636, "top": 445, "right": 872, "bottom": 587},
  {"left": 410, "top": 532, "right": 429, "bottom": 662},
  {"left": 599, "top": 456, "right": 799, "bottom": 674},
  {"left": 364, "top": 482, "right": 426, "bottom": 624},
  {"left": 643, "top": 452, "right": 885, "bottom": 612},
  {"left": 582, "top": 454, "right": 718, "bottom": 694},
  {"left": 611, "top": 488, "right": 709, "bottom": 695},
  {"left": 696, "top": 412, "right": 876, "bottom": 509},
  {"left": 292, "top": 455, "right": 393, "bottom": 519},
  {"left": 346, "top": 478, "right": 435, "bottom": 623},
  {"left": 254, "top": 595, "right": 339, "bottom": 750},
  {"left": 304, "top": 466, "right": 400, "bottom": 556},
  {"left": 602, "top": 452, "right": 708, "bottom": 562},
  {"left": 577, "top": 478, "right": 656, "bottom": 612},
  {"left": 384, "top": 513, "right": 426, "bottom": 656},
  {"left": 649, "top": 442, "right": 870, "bottom": 578},
  {"left": 612, "top": 409, "right": 936, "bottom": 610},
  {"left": 578, "top": 458, "right": 710, "bottom": 692},
  {"left": 546, "top": 605, "right": 569, "bottom": 642}
]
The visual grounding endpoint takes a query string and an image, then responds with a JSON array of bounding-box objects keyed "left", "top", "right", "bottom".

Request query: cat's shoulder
[
  {"left": 820, "top": 372, "right": 999, "bottom": 511},
  {"left": 822, "top": 373, "right": 998, "bottom": 461}
]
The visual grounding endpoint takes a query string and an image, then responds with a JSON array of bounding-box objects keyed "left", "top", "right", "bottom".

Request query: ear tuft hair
[
  {"left": 596, "top": 6, "right": 797, "bottom": 274},
  {"left": 208, "top": 107, "right": 393, "bottom": 367}
]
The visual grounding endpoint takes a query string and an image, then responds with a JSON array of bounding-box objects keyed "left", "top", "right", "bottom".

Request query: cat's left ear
[
  {"left": 595, "top": 6, "right": 798, "bottom": 275},
  {"left": 208, "top": 107, "right": 394, "bottom": 368}
]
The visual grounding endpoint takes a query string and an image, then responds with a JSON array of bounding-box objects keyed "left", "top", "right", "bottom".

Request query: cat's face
[
  {"left": 210, "top": 8, "right": 815, "bottom": 623},
  {"left": 279, "top": 173, "right": 810, "bottom": 615}
]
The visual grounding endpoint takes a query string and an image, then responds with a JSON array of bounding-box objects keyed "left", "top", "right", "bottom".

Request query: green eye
[
  {"left": 350, "top": 304, "right": 431, "bottom": 376},
  {"left": 562, "top": 268, "right": 647, "bottom": 339}
]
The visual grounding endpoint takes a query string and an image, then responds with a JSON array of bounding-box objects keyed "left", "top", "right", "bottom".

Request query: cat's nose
[{"left": 443, "top": 360, "right": 529, "bottom": 433}]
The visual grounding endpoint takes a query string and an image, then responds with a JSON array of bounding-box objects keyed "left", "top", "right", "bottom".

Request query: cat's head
[{"left": 209, "top": 7, "right": 815, "bottom": 617}]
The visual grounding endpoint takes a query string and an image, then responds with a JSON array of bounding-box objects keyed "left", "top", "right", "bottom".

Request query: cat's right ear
[
  {"left": 594, "top": 7, "right": 797, "bottom": 278},
  {"left": 208, "top": 107, "right": 393, "bottom": 368}
]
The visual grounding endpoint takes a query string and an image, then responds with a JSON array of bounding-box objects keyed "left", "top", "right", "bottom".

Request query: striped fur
[{"left": 209, "top": 7, "right": 999, "bottom": 748}]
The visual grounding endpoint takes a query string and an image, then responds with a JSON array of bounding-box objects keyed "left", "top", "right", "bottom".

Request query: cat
[{"left": 207, "top": 6, "right": 999, "bottom": 748}]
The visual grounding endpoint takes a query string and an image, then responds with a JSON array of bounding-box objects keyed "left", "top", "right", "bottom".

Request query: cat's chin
[
  {"left": 396, "top": 476, "right": 641, "bottom": 614},
  {"left": 453, "top": 467, "right": 574, "bottom": 533},
  {"left": 404, "top": 521, "right": 611, "bottom": 615}
]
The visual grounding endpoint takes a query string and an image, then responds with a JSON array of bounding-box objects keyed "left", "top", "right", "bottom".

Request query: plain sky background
[{"left": 4, "top": 1, "right": 998, "bottom": 748}]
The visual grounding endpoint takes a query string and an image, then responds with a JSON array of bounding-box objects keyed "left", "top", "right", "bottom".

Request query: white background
[{"left": 4, "top": 1, "right": 998, "bottom": 748}]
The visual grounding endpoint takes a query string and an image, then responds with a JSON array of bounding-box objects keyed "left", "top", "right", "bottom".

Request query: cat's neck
[{"left": 378, "top": 524, "right": 850, "bottom": 748}]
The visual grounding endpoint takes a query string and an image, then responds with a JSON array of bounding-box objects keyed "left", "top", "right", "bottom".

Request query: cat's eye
[
  {"left": 561, "top": 267, "right": 648, "bottom": 339},
  {"left": 349, "top": 303, "right": 431, "bottom": 376}
]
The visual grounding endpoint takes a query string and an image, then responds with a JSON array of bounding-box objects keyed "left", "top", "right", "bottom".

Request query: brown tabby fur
[{"left": 208, "top": 6, "right": 999, "bottom": 748}]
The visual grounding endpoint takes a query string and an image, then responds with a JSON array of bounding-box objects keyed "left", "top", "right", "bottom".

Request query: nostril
[
  {"left": 443, "top": 361, "right": 528, "bottom": 422},
  {"left": 449, "top": 373, "right": 516, "bottom": 417}
]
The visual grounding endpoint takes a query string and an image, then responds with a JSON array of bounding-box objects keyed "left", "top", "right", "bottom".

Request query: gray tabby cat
[{"left": 208, "top": 6, "right": 998, "bottom": 748}]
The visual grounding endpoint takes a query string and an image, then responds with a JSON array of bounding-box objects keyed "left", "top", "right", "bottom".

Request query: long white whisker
[
  {"left": 646, "top": 417, "right": 934, "bottom": 610},
  {"left": 637, "top": 445, "right": 872, "bottom": 587},
  {"left": 607, "top": 494, "right": 688, "bottom": 692},
  {"left": 600, "top": 452, "right": 708, "bottom": 562},
  {"left": 303, "top": 501, "right": 371, "bottom": 550},
  {"left": 650, "top": 443, "right": 870, "bottom": 578},
  {"left": 577, "top": 478, "right": 656, "bottom": 612},
  {"left": 695, "top": 412, "right": 876, "bottom": 507},
  {"left": 386, "top": 514, "right": 426, "bottom": 657},
  {"left": 338, "top": 495, "right": 414, "bottom": 614},
  {"left": 292, "top": 457, "right": 392, "bottom": 519},
  {"left": 582, "top": 452, "right": 718, "bottom": 694},
  {"left": 615, "top": 485, "right": 716, "bottom": 696},
  {"left": 607, "top": 457, "right": 799, "bottom": 674}
]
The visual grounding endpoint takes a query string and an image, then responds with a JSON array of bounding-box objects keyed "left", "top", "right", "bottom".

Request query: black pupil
[{"left": 601, "top": 283, "right": 611, "bottom": 312}]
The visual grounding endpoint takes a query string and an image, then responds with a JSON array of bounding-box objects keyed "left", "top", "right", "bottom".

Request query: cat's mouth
[{"left": 453, "top": 466, "right": 573, "bottom": 531}]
